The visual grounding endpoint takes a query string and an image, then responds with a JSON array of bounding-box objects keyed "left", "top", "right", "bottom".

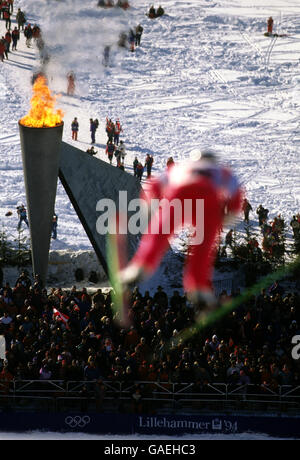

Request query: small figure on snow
[
  {"left": 17, "top": 204, "right": 29, "bottom": 231},
  {"left": 145, "top": 154, "right": 154, "bottom": 178},
  {"left": 67, "top": 71, "right": 75, "bottom": 96},
  {"left": 148, "top": 5, "right": 156, "bottom": 18},
  {"left": 52, "top": 213, "right": 58, "bottom": 240},
  {"left": 11, "top": 27, "right": 19, "bottom": 51},
  {"left": 106, "top": 117, "right": 114, "bottom": 143},
  {"left": 166, "top": 157, "right": 175, "bottom": 170},
  {"left": 242, "top": 198, "right": 252, "bottom": 223},
  {"left": 90, "top": 118, "right": 99, "bottom": 144},
  {"left": 156, "top": 5, "right": 165, "bottom": 17},
  {"left": 256, "top": 204, "right": 269, "bottom": 227},
  {"left": 71, "top": 117, "right": 79, "bottom": 141},
  {"left": 224, "top": 229, "right": 234, "bottom": 250},
  {"left": 135, "top": 24, "right": 143, "bottom": 46},
  {"left": 136, "top": 162, "right": 144, "bottom": 181},
  {"left": 114, "top": 119, "right": 122, "bottom": 145},
  {"left": 133, "top": 156, "right": 139, "bottom": 177},
  {"left": 106, "top": 140, "right": 115, "bottom": 164},
  {"left": 86, "top": 146, "right": 97, "bottom": 156},
  {"left": 119, "top": 140, "right": 126, "bottom": 164},
  {"left": 267, "top": 16, "right": 273, "bottom": 35}
]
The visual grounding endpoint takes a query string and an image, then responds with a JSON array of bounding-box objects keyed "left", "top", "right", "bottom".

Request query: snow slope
[{"left": 0, "top": 0, "right": 299, "bottom": 259}]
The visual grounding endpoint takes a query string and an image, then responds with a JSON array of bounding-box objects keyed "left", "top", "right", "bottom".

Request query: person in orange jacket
[
  {"left": 106, "top": 117, "right": 114, "bottom": 143},
  {"left": 114, "top": 119, "right": 122, "bottom": 145}
]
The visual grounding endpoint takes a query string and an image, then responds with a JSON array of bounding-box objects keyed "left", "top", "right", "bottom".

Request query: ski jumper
[{"left": 129, "top": 160, "right": 243, "bottom": 293}]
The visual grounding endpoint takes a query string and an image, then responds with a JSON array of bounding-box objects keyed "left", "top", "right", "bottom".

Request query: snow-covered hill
[{"left": 0, "top": 0, "right": 299, "bottom": 257}]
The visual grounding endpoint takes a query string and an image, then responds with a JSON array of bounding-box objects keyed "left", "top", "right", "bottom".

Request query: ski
[{"left": 106, "top": 217, "right": 130, "bottom": 328}]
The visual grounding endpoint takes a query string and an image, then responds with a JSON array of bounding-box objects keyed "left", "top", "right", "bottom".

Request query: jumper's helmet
[{"left": 189, "top": 147, "right": 218, "bottom": 162}]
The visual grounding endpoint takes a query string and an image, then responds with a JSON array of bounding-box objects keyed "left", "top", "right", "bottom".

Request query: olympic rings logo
[{"left": 65, "top": 415, "right": 91, "bottom": 428}]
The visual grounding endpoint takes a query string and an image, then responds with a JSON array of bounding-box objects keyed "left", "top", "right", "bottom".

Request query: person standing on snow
[
  {"left": 106, "top": 118, "right": 114, "bottom": 143},
  {"left": 52, "top": 214, "right": 58, "bottom": 240},
  {"left": 136, "top": 162, "right": 144, "bottom": 181},
  {"left": 148, "top": 5, "right": 156, "bottom": 18},
  {"left": 224, "top": 229, "right": 234, "bottom": 250},
  {"left": 166, "top": 157, "right": 175, "bottom": 170},
  {"left": 90, "top": 118, "right": 98, "bottom": 144},
  {"left": 5, "top": 31, "right": 11, "bottom": 53},
  {"left": 8, "top": 0, "right": 13, "bottom": 14},
  {"left": 0, "top": 39, "right": 5, "bottom": 62},
  {"left": 3, "top": 8, "right": 11, "bottom": 30},
  {"left": 256, "top": 204, "right": 269, "bottom": 226},
  {"left": 1, "top": 36, "right": 8, "bottom": 60},
  {"left": 106, "top": 140, "right": 115, "bottom": 164},
  {"left": 114, "top": 144, "right": 121, "bottom": 164},
  {"left": 17, "top": 204, "right": 29, "bottom": 231},
  {"left": 133, "top": 156, "right": 139, "bottom": 177},
  {"left": 103, "top": 45, "right": 110, "bottom": 66},
  {"left": 242, "top": 198, "right": 252, "bottom": 223},
  {"left": 24, "top": 23, "right": 33, "bottom": 47},
  {"left": 267, "top": 16, "right": 273, "bottom": 34},
  {"left": 119, "top": 140, "right": 126, "bottom": 164},
  {"left": 119, "top": 149, "right": 243, "bottom": 307},
  {"left": 67, "top": 71, "right": 75, "bottom": 95},
  {"left": 156, "top": 5, "right": 165, "bottom": 17},
  {"left": 11, "top": 27, "right": 19, "bottom": 50},
  {"left": 71, "top": 117, "right": 79, "bottom": 141},
  {"left": 135, "top": 24, "right": 143, "bottom": 46},
  {"left": 16, "top": 8, "right": 26, "bottom": 31},
  {"left": 145, "top": 154, "right": 154, "bottom": 178},
  {"left": 114, "top": 119, "right": 122, "bottom": 145}
]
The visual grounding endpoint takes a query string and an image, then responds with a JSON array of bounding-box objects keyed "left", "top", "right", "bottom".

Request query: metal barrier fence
[{"left": 0, "top": 380, "right": 299, "bottom": 414}]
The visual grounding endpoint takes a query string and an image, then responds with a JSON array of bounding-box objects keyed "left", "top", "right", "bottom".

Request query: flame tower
[{"left": 19, "top": 122, "right": 63, "bottom": 284}]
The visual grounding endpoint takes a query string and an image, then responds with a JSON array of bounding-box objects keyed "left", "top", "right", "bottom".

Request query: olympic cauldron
[{"left": 19, "top": 76, "right": 64, "bottom": 285}]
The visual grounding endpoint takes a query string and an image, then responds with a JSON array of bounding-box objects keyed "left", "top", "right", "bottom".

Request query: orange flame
[{"left": 20, "top": 75, "right": 64, "bottom": 128}]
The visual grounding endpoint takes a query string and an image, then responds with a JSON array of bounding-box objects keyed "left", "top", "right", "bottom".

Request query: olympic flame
[{"left": 20, "top": 75, "right": 64, "bottom": 128}]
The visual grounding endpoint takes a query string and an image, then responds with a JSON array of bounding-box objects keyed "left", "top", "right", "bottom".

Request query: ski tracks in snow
[{"left": 0, "top": 0, "right": 299, "bottom": 250}]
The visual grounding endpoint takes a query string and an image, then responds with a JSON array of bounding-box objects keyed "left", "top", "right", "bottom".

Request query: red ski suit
[{"left": 131, "top": 160, "right": 243, "bottom": 293}]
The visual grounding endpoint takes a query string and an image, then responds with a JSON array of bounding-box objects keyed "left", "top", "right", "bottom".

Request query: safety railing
[{"left": 0, "top": 380, "right": 299, "bottom": 413}]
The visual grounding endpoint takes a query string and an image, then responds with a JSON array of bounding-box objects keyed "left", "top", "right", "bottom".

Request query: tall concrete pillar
[{"left": 19, "top": 122, "right": 63, "bottom": 285}]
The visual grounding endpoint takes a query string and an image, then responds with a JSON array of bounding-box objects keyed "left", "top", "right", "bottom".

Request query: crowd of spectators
[{"left": 0, "top": 268, "right": 299, "bottom": 400}]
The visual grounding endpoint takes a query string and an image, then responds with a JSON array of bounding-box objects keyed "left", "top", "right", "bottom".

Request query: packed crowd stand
[{"left": 0, "top": 257, "right": 299, "bottom": 406}]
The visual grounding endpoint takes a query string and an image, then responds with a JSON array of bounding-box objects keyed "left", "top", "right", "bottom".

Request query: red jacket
[{"left": 114, "top": 121, "right": 122, "bottom": 134}]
